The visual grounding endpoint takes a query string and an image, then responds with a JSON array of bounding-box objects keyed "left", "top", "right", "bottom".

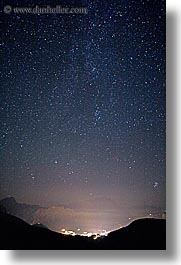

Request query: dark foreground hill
[
  {"left": 0, "top": 211, "right": 166, "bottom": 250},
  {"left": 0, "top": 211, "right": 94, "bottom": 250},
  {"left": 102, "top": 218, "right": 166, "bottom": 249}
]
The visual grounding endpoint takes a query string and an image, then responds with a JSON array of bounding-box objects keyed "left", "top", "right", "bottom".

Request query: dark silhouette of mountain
[
  {"left": 32, "top": 223, "right": 49, "bottom": 229},
  {"left": 0, "top": 204, "right": 7, "bottom": 214},
  {"left": 0, "top": 197, "right": 43, "bottom": 223},
  {"left": 0, "top": 211, "right": 95, "bottom": 250},
  {"left": 0, "top": 209, "right": 166, "bottom": 250},
  {"left": 101, "top": 218, "right": 166, "bottom": 250}
]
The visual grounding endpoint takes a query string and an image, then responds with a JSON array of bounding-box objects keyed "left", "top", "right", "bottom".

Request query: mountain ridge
[{"left": 0, "top": 207, "right": 166, "bottom": 250}]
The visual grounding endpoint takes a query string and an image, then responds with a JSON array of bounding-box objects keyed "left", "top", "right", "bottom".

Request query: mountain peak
[{"left": 0, "top": 197, "right": 17, "bottom": 204}]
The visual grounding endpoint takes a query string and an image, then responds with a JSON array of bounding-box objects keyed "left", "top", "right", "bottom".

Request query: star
[
  {"left": 154, "top": 181, "right": 159, "bottom": 188},
  {"left": 0, "top": 0, "right": 166, "bottom": 234}
]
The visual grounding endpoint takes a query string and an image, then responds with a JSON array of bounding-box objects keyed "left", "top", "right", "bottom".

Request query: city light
[{"left": 59, "top": 228, "right": 108, "bottom": 239}]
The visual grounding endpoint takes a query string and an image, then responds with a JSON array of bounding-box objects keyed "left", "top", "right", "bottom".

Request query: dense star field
[{"left": 0, "top": 0, "right": 166, "bottom": 233}]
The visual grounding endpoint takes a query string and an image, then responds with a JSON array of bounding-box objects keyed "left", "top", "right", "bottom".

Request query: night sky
[{"left": 0, "top": 0, "right": 166, "bottom": 232}]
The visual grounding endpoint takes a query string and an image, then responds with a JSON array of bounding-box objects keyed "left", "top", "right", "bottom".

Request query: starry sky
[{"left": 0, "top": 0, "right": 166, "bottom": 232}]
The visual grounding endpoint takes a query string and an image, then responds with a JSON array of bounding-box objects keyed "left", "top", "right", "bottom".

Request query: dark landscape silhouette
[{"left": 0, "top": 200, "right": 166, "bottom": 250}]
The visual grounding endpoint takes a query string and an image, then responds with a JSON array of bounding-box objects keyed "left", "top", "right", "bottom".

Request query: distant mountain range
[
  {"left": 0, "top": 197, "right": 44, "bottom": 224},
  {"left": 0, "top": 197, "right": 124, "bottom": 232},
  {"left": 0, "top": 200, "right": 166, "bottom": 250}
]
